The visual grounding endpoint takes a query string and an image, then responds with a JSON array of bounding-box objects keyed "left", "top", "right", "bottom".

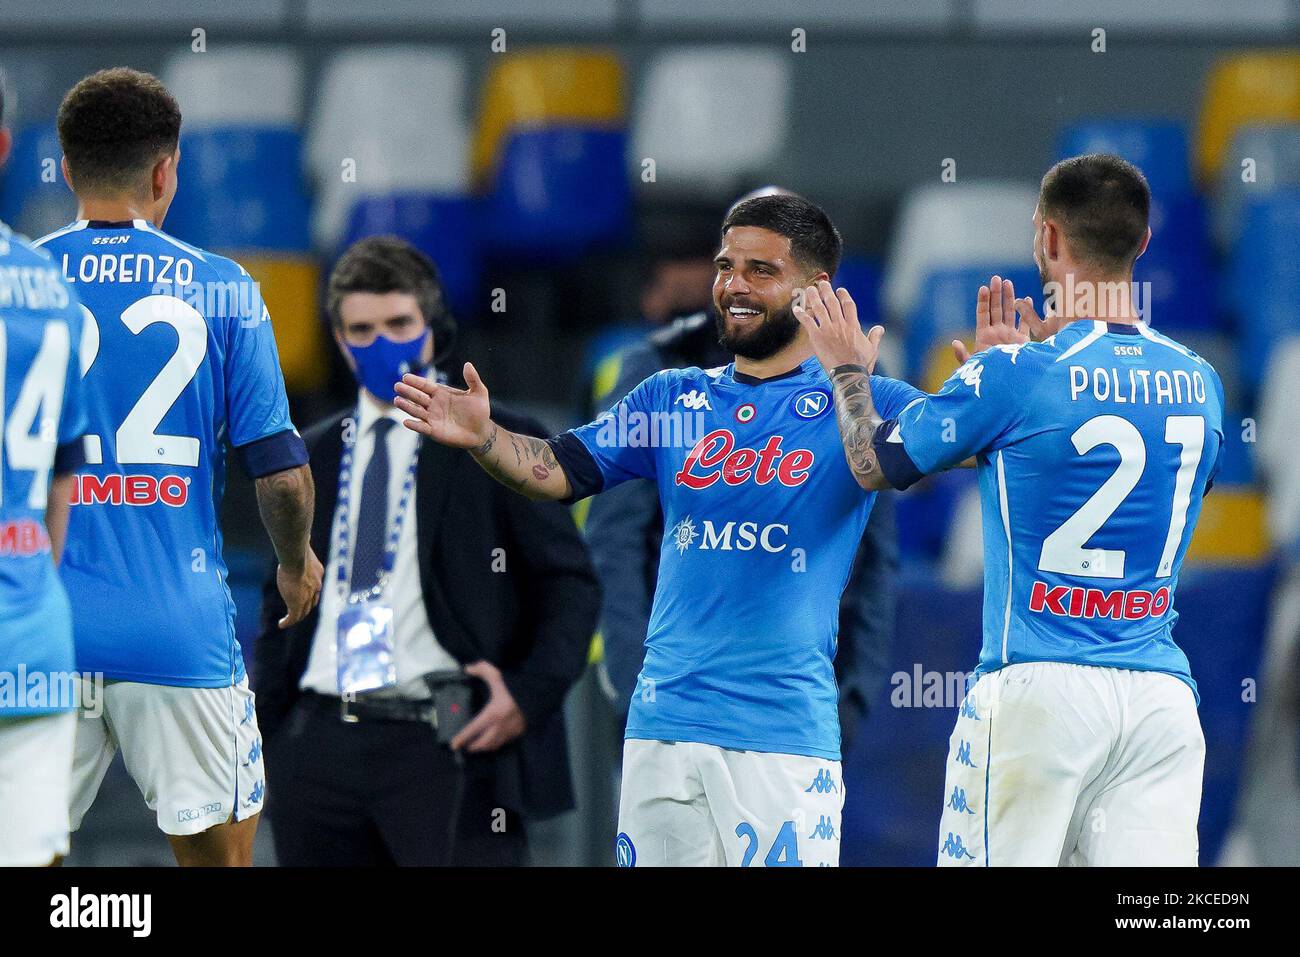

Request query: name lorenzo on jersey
[{"left": 674, "top": 428, "right": 814, "bottom": 489}]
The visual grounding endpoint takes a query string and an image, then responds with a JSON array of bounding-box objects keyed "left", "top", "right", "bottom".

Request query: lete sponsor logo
[{"left": 674, "top": 429, "right": 814, "bottom": 489}]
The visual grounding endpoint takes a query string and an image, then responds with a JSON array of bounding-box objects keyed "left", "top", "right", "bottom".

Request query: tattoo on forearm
[
  {"left": 471, "top": 425, "right": 567, "bottom": 499},
  {"left": 255, "top": 464, "right": 314, "bottom": 569},
  {"left": 829, "top": 363, "right": 884, "bottom": 487}
]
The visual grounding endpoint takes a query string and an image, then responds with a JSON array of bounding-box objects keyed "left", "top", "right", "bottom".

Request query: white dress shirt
[{"left": 301, "top": 394, "right": 459, "bottom": 699}]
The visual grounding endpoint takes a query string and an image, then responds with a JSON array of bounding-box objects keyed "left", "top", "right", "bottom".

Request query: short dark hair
[
  {"left": 57, "top": 68, "right": 181, "bottom": 195},
  {"left": 1039, "top": 154, "right": 1151, "bottom": 273},
  {"left": 720, "top": 194, "right": 842, "bottom": 278},
  {"left": 327, "top": 235, "right": 451, "bottom": 336}
]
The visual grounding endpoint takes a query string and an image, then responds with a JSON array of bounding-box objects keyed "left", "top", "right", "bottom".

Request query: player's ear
[
  {"left": 1043, "top": 220, "right": 1062, "bottom": 262},
  {"left": 60, "top": 155, "right": 74, "bottom": 191},
  {"left": 1134, "top": 226, "right": 1152, "bottom": 263},
  {"left": 0, "top": 127, "right": 11, "bottom": 168}
]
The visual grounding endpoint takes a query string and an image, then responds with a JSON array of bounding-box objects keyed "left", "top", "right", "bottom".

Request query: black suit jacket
[{"left": 254, "top": 404, "right": 601, "bottom": 820}]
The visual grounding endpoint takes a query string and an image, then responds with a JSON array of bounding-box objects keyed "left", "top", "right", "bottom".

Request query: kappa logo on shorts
[
  {"left": 941, "top": 832, "right": 977, "bottom": 860},
  {"left": 955, "top": 739, "right": 977, "bottom": 768},
  {"left": 177, "top": 801, "right": 223, "bottom": 824},
  {"left": 615, "top": 832, "right": 636, "bottom": 867},
  {"left": 947, "top": 786, "right": 975, "bottom": 815},
  {"left": 807, "top": 815, "right": 838, "bottom": 841},
  {"left": 243, "top": 780, "right": 265, "bottom": 809},
  {"left": 244, "top": 737, "right": 262, "bottom": 767},
  {"left": 804, "top": 769, "right": 839, "bottom": 794},
  {"left": 959, "top": 695, "right": 980, "bottom": 720}
]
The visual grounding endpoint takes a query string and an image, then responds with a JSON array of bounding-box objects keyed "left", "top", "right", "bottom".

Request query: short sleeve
[
  {"left": 222, "top": 266, "right": 296, "bottom": 449},
  {"left": 869, "top": 373, "right": 925, "bottom": 421},
  {"left": 565, "top": 372, "right": 663, "bottom": 491},
  {"left": 875, "top": 345, "right": 1033, "bottom": 490}
]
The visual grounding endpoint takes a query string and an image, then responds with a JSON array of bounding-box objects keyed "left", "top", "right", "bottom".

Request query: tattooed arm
[
  {"left": 255, "top": 463, "right": 324, "bottom": 628},
  {"left": 467, "top": 421, "right": 573, "bottom": 502},
  {"left": 395, "top": 364, "right": 573, "bottom": 501},
  {"left": 828, "top": 363, "right": 893, "bottom": 491}
]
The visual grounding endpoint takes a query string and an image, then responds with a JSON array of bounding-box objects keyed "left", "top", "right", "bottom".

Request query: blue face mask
[{"left": 346, "top": 330, "right": 431, "bottom": 402}]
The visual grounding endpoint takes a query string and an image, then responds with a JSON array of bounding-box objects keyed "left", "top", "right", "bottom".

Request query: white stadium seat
[
  {"left": 307, "top": 46, "right": 470, "bottom": 249},
  {"left": 162, "top": 46, "right": 304, "bottom": 128},
  {"left": 884, "top": 180, "right": 1039, "bottom": 321},
  {"left": 631, "top": 46, "right": 790, "bottom": 195}
]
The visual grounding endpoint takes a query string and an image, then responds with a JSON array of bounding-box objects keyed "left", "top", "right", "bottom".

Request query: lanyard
[{"left": 332, "top": 410, "right": 420, "bottom": 604}]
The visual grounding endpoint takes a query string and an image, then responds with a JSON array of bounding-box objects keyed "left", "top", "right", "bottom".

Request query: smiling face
[{"left": 712, "top": 225, "right": 822, "bottom": 361}]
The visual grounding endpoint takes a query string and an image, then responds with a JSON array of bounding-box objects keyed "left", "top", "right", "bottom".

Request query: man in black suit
[{"left": 255, "top": 237, "right": 599, "bottom": 866}]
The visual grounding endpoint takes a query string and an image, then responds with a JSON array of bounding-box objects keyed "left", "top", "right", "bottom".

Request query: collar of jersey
[
  {"left": 726, "top": 354, "right": 821, "bottom": 387},
  {"left": 81, "top": 218, "right": 149, "bottom": 229}
]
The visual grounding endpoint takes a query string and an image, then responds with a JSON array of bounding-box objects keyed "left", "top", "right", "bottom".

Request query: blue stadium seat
[
  {"left": 1227, "top": 191, "right": 1300, "bottom": 392},
  {"left": 339, "top": 193, "right": 483, "bottom": 319},
  {"left": 1057, "top": 119, "right": 1193, "bottom": 201},
  {"left": 0, "top": 121, "right": 77, "bottom": 239},
  {"left": 904, "top": 263, "right": 1040, "bottom": 380},
  {"left": 833, "top": 253, "right": 883, "bottom": 332},
  {"left": 481, "top": 127, "right": 631, "bottom": 263},
  {"left": 164, "top": 126, "right": 311, "bottom": 252}
]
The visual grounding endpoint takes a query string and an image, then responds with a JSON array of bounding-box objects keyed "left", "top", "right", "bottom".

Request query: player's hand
[
  {"left": 451, "top": 660, "right": 527, "bottom": 754},
  {"left": 395, "top": 363, "right": 492, "bottom": 450},
  {"left": 277, "top": 547, "right": 324, "bottom": 629},
  {"left": 793, "top": 280, "right": 886, "bottom": 374},
  {"left": 952, "top": 275, "right": 1050, "bottom": 364}
]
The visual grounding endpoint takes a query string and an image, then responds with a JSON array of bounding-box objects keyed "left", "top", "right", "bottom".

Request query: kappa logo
[
  {"left": 941, "top": 832, "right": 977, "bottom": 860},
  {"left": 956, "top": 359, "right": 984, "bottom": 397},
  {"left": 947, "top": 786, "right": 975, "bottom": 815},
  {"left": 675, "top": 389, "right": 712, "bottom": 411},
  {"left": 792, "top": 389, "right": 831, "bottom": 419}
]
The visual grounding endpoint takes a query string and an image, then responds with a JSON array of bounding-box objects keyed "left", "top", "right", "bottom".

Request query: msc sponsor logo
[
  {"left": 668, "top": 515, "right": 790, "bottom": 554},
  {"left": 70, "top": 473, "right": 189, "bottom": 507},
  {"left": 791, "top": 389, "right": 831, "bottom": 419},
  {"left": 1028, "top": 581, "right": 1172, "bottom": 620},
  {"left": 674, "top": 428, "right": 814, "bottom": 489},
  {"left": 0, "top": 519, "right": 51, "bottom": 557}
]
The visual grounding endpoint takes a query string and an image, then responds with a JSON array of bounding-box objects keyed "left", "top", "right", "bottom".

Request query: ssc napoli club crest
[
  {"left": 792, "top": 389, "right": 832, "bottom": 419},
  {"left": 615, "top": 832, "right": 636, "bottom": 867},
  {"left": 735, "top": 403, "right": 756, "bottom": 424}
]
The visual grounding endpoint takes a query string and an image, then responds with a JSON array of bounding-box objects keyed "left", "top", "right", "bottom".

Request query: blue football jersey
[
  {"left": 557, "top": 355, "right": 923, "bottom": 760},
  {"left": 35, "top": 219, "right": 305, "bottom": 687},
  {"left": 877, "top": 321, "right": 1225, "bottom": 699},
  {"left": 0, "top": 221, "right": 87, "bottom": 715}
]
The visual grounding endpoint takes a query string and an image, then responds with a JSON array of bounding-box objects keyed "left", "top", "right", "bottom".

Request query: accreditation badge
[{"left": 336, "top": 598, "right": 398, "bottom": 695}]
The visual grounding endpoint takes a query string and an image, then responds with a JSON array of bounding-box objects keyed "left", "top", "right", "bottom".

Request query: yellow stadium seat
[
  {"left": 1185, "top": 486, "right": 1269, "bottom": 564},
  {"left": 235, "top": 255, "right": 329, "bottom": 394},
  {"left": 471, "top": 48, "right": 625, "bottom": 184},
  {"left": 921, "top": 338, "right": 965, "bottom": 395},
  {"left": 1195, "top": 50, "right": 1300, "bottom": 182}
]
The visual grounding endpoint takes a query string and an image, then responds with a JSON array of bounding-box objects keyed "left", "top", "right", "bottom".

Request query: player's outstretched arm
[
  {"left": 793, "top": 281, "right": 892, "bottom": 492},
  {"left": 395, "top": 363, "right": 572, "bottom": 502},
  {"left": 255, "top": 463, "right": 324, "bottom": 629}
]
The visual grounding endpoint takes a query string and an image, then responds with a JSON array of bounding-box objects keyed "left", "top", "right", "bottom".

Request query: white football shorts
[
  {"left": 937, "top": 661, "right": 1204, "bottom": 867},
  {"left": 70, "top": 675, "right": 265, "bottom": 837},
  {"left": 616, "top": 738, "right": 845, "bottom": 867},
  {"left": 0, "top": 710, "right": 77, "bottom": 865}
]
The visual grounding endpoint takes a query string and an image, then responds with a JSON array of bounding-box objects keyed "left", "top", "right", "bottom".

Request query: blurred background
[{"left": 2, "top": 0, "right": 1298, "bottom": 866}]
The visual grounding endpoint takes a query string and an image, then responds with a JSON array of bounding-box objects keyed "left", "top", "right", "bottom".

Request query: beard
[{"left": 714, "top": 300, "right": 801, "bottom": 361}]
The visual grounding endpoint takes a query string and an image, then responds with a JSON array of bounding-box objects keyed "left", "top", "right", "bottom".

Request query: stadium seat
[
  {"left": 471, "top": 49, "right": 625, "bottom": 186},
  {"left": 1057, "top": 118, "right": 1193, "bottom": 201},
  {"left": 631, "top": 47, "right": 791, "bottom": 195},
  {"left": 338, "top": 193, "right": 483, "bottom": 318},
  {"left": 308, "top": 47, "right": 471, "bottom": 252},
  {"left": 1225, "top": 191, "right": 1300, "bottom": 392},
  {"left": 904, "top": 262, "right": 1040, "bottom": 382},
  {"left": 1196, "top": 51, "right": 1300, "bottom": 183},
  {"left": 883, "top": 181, "right": 1039, "bottom": 324},
  {"left": 481, "top": 126, "right": 631, "bottom": 263},
  {"left": 238, "top": 255, "right": 329, "bottom": 394},
  {"left": 1213, "top": 123, "right": 1300, "bottom": 248},
  {"left": 162, "top": 47, "right": 311, "bottom": 253},
  {"left": 0, "top": 120, "right": 76, "bottom": 239}
]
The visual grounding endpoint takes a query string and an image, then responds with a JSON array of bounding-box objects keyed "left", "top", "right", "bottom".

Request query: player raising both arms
[
  {"left": 799, "top": 154, "right": 1223, "bottom": 866},
  {"left": 398, "top": 194, "right": 924, "bottom": 867},
  {"left": 36, "top": 68, "right": 322, "bottom": 866},
  {"left": 0, "top": 81, "right": 89, "bottom": 866}
]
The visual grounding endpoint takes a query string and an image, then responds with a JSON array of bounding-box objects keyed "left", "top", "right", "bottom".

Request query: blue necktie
[{"left": 350, "top": 417, "right": 395, "bottom": 595}]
